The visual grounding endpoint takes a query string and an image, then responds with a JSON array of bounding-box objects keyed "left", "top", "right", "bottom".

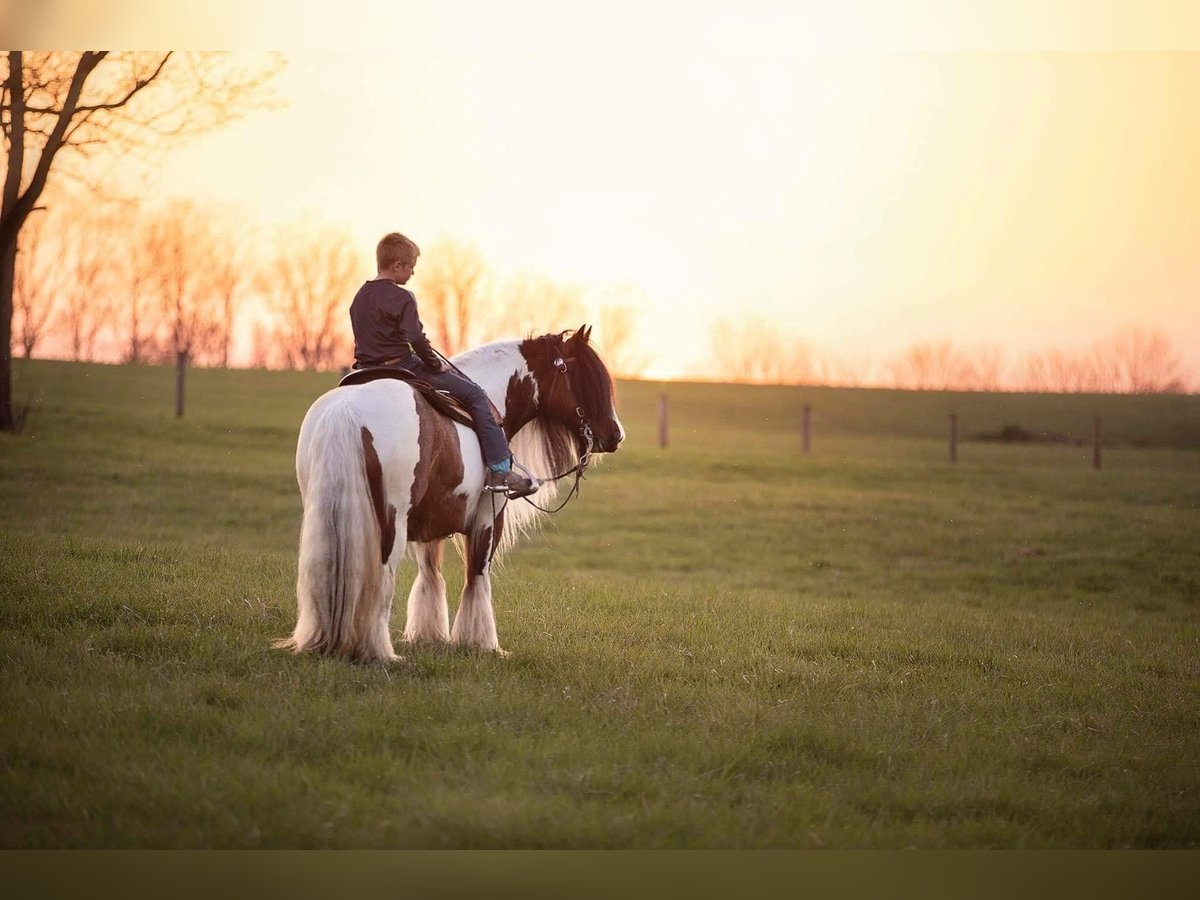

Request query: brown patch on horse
[
  {"left": 464, "top": 502, "right": 506, "bottom": 578},
  {"left": 492, "top": 506, "right": 505, "bottom": 553},
  {"left": 360, "top": 426, "right": 397, "bottom": 564},
  {"left": 408, "top": 394, "right": 469, "bottom": 542},
  {"left": 516, "top": 335, "right": 578, "bottom": 424},
  {"left": 467, "top": 526, "right": 493, "bottom": 578},
  {"left": 503, "top": 372, "right": 538, "bottom": 439}
]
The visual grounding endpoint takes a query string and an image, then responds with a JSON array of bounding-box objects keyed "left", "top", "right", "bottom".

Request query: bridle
[
  {"left": 516, "top": 336, "right": 597, "bottom": 515},
  {"left": 433, "top": 338, "right": 595, "bottom": 521},
  {"left": 433, "top": 336, "right": 603, "bottom": 568}
]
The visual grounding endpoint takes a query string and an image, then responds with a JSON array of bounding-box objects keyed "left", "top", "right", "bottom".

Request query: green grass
[{"left": 2, "top": 359, "right": 1198, "bottom": 848}]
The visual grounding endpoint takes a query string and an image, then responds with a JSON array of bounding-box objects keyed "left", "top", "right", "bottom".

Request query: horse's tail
[{"left": 275, "top": 400, "right": 396, "bottom": 663}]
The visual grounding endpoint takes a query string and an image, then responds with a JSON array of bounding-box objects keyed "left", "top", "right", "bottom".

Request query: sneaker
[{"left": 484, "top": 468, "right": 539, "bottom": 499}]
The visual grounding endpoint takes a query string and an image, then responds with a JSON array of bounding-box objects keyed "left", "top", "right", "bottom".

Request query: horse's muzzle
[{"left": 595, "top": 423, "right": 624, "bottom": 454}]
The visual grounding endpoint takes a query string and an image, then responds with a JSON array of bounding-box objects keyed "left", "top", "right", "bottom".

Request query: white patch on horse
[{"left": 452, "top": 341, "right": 537, "bottom": 420}]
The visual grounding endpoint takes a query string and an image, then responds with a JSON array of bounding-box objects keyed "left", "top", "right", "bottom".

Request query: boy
[{"left": 349, "top": 232, "right": 538, "bottom": 499}]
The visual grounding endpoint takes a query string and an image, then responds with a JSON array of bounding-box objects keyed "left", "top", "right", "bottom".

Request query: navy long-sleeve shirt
[{"left": 349, "top": 280, "right": 442, "bottom": 368}]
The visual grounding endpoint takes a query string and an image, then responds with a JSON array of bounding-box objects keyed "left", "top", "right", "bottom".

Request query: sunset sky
[{"left": 31, "top": 4, "right": 1200, "bottom": 381}]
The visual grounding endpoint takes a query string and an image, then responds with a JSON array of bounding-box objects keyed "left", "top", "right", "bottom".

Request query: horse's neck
[{"left": 452, "top": 341, "right": 538, "bottom": 429}]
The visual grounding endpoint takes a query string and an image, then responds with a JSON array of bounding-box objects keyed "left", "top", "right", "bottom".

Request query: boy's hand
[{"left": 431, "top": 358, "right": 450, "bottom": 373}]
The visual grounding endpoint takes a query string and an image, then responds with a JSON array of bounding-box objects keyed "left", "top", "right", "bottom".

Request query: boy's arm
[{"left": 397, "top": 290, "right": 448, "bottom": 370}]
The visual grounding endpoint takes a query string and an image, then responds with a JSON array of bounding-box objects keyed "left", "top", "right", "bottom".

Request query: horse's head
[{"left": 519, "top": 326, "right": 625, "bottom": 456}]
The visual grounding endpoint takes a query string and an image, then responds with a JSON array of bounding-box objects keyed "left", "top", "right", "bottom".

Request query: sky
[{"left": 21, "top": 3, "right": 1200, "bottom": 382}]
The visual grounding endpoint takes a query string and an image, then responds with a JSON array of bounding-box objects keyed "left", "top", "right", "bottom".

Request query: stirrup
[
  {"left": 509, "top": 460, "right": 541, "bottom": 498},
  {"left": 503, "top": 482, "right": 539, "bottom": 500},
  {"left": 483, "top": 460, "right": 540, "bottom": 498}
]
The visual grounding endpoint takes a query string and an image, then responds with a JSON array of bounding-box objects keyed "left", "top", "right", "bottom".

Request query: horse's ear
[{"left": 575, "top": 324, "right": 592, "bottom": 345}]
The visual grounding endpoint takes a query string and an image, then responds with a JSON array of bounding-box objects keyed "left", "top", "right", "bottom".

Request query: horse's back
[{"left": 297, "top": 381, "right": 423, "bottom": 500}]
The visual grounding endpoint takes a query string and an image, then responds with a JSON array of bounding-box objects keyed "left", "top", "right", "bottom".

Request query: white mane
[{"left": 452, "top": 338, "right": 573, "bottom": 558}]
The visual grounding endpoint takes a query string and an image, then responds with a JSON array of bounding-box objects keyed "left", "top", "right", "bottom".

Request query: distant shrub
[{"left": 974, "top": 424, "right": 1074, "bottom": 444}]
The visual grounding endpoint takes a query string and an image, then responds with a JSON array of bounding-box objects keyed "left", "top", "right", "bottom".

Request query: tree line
[
  {"left": 15, "top": 197, "right": 1190, "bottom": 394},
  {"left": 12, "top": 192, "right": 650, "bottom": 378},
  {"left": 709, "top": 318, "right": 1192, "bottom": 394}
]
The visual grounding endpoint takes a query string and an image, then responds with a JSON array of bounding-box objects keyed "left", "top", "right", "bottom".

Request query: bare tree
[
  {"left": 205, "top": 220, "right": 246, "bottom": 368},
  {"left": 58, "top": 200, "right": 116, "bottom": 361},
  {"left": 1021, "top": 327, "right": 1188, "bottom": 394},
  {"left": 414, "top": 238, "right": 488, "bottom": 354},
  {"left": 889, "top": 341, "right": 1007, "bottom": 392},
  {"left": 1018, "top": 352, "right": 1053, "bottom": 393},
  {"left": 146, "top": 199, "right": 223, "bottom": 366},
  {"left": 1, "top": 51, "right": 282, "bottom": 430},
  {"left": 247, "top": 318, "right": 277, "bottom": 370},
  {"left": 1097, "top": 326, "right": 1187, "bottom": 394},
  {"left": 1020, "top": 347, "right": 1092, "bottom": 393},
  {"left": 710, "top": 317, "right": 823, "bottom": 385},
  {"left": 971, "top": 343, "right": 1008, "bottom": 392},
  {"left": 12, "top": 205, "right": 56, "bottom": 358},
  {"left": 887, "top": 340, "right": 977, "bottom": 391},
  {"left": 711, "top": 318, "right": 770, "bottom": 383},
  {"left": 113, "top": 206, "right": 160, "bottom": 364},
  {"left": 259, "top": 224, "right": 362, "bottom": 371}
]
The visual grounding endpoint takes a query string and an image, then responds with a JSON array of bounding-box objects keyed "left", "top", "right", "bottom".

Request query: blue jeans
[{"left": 403, "top": 358, "right": 512, "bottom": 468}]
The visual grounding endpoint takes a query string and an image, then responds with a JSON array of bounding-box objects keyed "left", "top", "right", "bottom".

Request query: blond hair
[{"left": 376, "top": 232, "right": 419, "bottom": 270}]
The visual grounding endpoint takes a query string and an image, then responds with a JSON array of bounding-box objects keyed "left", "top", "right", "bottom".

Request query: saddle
[{"left": 337, "top": 366, "right": 476, "bottom": 428}]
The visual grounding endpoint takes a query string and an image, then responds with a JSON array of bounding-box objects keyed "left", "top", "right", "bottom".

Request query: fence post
[
  {"left": 1093, "top": 417, "right": 1102, "bottom": 469},
  {"left": 802, "top": 403, "right": 811, "bottom": 454},
  {"left": 949, "top": 412, "right": 958, "bottom": 463},
  {"left": 658, "top": 393, "right": 669, "bottom": 449},
  {"left": 175, "top": 350, "right": 188, "bottom": 419}
]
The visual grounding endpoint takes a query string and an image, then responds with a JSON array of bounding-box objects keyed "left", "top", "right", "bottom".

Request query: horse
[{"left": 274, "top": 326, "right": 625, "bottom": 663}]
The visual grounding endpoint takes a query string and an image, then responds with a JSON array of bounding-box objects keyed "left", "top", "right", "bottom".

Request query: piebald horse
[{"left": 275, "top": 327, "right": 625, "bottom": 663}]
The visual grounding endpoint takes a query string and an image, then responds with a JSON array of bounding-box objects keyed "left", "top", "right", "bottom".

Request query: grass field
[{"left": 2, "top": 358, "right": 1198, "bottom": 848}]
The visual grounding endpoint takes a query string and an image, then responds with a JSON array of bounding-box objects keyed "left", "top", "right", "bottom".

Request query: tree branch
[
  {"left": 2, "top": 52, "right": 108, "bottom": 247},
  {"left": 74, "top": 52, "right": 172, "bottom": 116}
]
